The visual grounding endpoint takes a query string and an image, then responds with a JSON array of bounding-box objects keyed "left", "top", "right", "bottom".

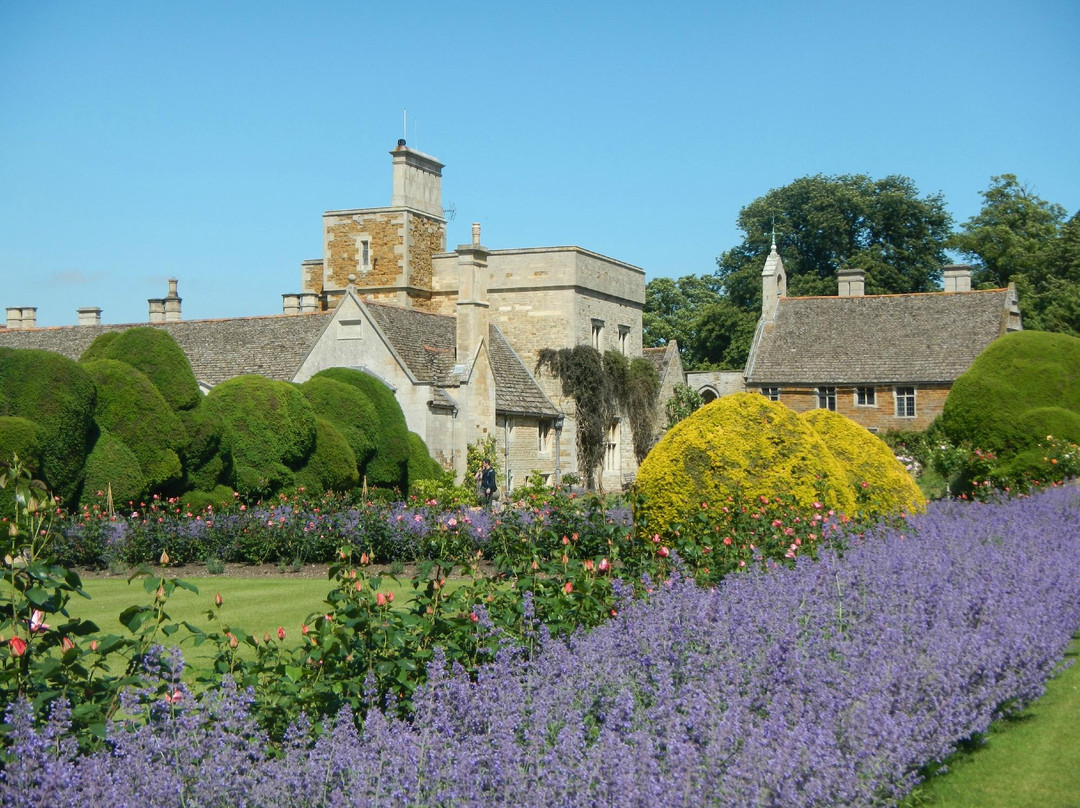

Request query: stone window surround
[
  {"left": 855, "top": 386, "right": 876, "bottom": 407},
  {"left": 591, "top": 318, "right": 604, "bottom": 351},
  {"left": 760, "top": 386, "right": 780, "bottom": 401},
  {"left": 894, "top": 386, "right": 917, "bottom": 418}
]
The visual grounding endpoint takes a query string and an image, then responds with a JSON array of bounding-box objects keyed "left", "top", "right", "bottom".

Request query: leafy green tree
[
  {"left": 717, "top": 174, "right": 952, "bottom": 310},
  {"left": 1039, "top": 211, "right": 1080, "bottom": 336},
  {"left": 950, "top": 174, "right": 1067, "bottom": 289},
  {"left": 690, "top": 300, "right": 759, "bottom": 370},
  {"left": 665, "top": 384, "right": 704, "bottom": 429},
  {"left": 643, "top": 275, "right": 723, "bottom": 357}
]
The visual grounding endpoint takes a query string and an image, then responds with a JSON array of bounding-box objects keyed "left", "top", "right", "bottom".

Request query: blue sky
[{"left": 2, "top": 1, "right": 1078, "bottom": 326}]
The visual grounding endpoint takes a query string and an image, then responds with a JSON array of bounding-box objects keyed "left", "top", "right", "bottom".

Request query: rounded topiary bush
[
  {"left": 203, "top": 375, "right": 317, "bottom": 498},
  {"left": 0, "top": 348, "right": 97, "bottom": 504},
  {"left": 0, "top": 416, "right": 42, "bottom": 519},
  {"left": 406, "top": 430, "right": 443, "bottom": 490},
  {"left": 943, "top": 330, "right": 1080, "bottom": 453},
  {"left": 178, "top": 403, "right": 232, "bottom": 493},
  {"left": 80, "top": 429, "right": 147, "bottom": 507},
  {"left": 310, "top": 368, "right": 409, "bottom": 491},
  {"left": 82, "top": 359, "right": 186, "bottom": 494},
  {"left": 299, "top": 375, "right": 379, "bottom": 473},
  {"left": 635, "top": 392, "right": 856, "bottom": 536},
  {"left": 84, "top": 327, "right": 202, "bottom": 412},
  {"left": 800, "top": 409, "right": 925, "bottom": 517},
  {"left": 293, "top": 417, "right": 360, "bottom": 497}
]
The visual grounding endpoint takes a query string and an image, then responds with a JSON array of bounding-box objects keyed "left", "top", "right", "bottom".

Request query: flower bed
[{"left": 4, "top": 486, "right": 1079, "bottom": 807}]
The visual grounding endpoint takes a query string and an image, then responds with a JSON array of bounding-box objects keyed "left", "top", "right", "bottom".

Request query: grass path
[{"left": 910, "top": 639, "right": 1080, "bottom": 808}]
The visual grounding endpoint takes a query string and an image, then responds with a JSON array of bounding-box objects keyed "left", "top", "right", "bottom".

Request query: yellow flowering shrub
[
  {"left": 635, "top": 393, "right": 855, "bottom": 535},
  {"left": 800, "top": 409, "right": 925, "bottom": 518}
]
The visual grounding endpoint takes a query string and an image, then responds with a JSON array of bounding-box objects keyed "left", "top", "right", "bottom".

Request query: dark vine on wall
[{"left": 536, "top": 346, "right": 660, "bottom": 490}]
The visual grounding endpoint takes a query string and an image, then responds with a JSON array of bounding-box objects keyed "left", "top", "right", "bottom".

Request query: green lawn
[
  {"left": 68, "top": 575, "right": 416, "bottom": 668},
  {"left": 911, "top": 639, "right": 1080, "bottom": 808}
]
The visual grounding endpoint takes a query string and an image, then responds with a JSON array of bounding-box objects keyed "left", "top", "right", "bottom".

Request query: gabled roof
[
  {"left": 0, "top": 314, "right": 333, "bottom": 387},
  {"left": 745, "top": 288, "right": 1018, "bottom": 385},
  {"left": 643, "top": 340, "right": 683, "bottom": 383},
  {"left": 363, "top": 301, "right": 458, "bottom": 385},
  {"left": 0, "top": 301, "right": 560, "bottom": 417},
  {"left": 488, "top": 324, "right": 560, "bottom": 416}
]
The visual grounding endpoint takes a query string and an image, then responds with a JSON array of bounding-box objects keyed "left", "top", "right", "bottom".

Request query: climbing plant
[{"left": 536, "top": 346, "right": 659, "bottom": 488}]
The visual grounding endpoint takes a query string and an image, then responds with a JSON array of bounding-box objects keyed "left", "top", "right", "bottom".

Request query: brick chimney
[
  {"left": 943, "top": 264, "right": 972, "bottom": 292},
  {"left": 77, "top": 307, "right": 102, "bottom": 326},
  {"left": 838, "top": 267, "right": 865, "bottom": 297}
]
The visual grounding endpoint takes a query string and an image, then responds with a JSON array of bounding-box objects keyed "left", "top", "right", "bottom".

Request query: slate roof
[
  {"left": 364, "top": 301, "right": 458, "bottom": 384},
  {"left": 488, "top": 324, "right": 560, "bottom": 417},
  {"left": 0, "top": 301, "right": 559, "bottom": 417},
  {"left": 744, "top": 288, "right": 1016, "bottom": 385},
  {"left": 0, "top": 314, "right": 333, "bottom": 387}
]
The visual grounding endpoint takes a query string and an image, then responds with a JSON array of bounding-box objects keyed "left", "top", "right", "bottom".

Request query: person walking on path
[{"left": 479, "top": 458, "right": 497, "bottom": 508}]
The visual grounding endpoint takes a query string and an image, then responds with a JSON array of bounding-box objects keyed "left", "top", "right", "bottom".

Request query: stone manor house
[
  {"left": 1, "top": 141, "right": 673, "bottom": 492},
  {"left": 688, "top": 241, "right": 1023, "bottom": 432}
]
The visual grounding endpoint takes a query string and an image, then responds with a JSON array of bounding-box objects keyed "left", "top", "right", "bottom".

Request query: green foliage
[
  {"left": 178, "top": 403, "right": 232, "bottom": 493},
  {"left": 800, "top": 409, "right": 925, "bottom": 517},
  {"left": 405, "top": 431, "right": 442, "bottom": 492},
  {"left": 0, "top": 418, "right": 40, "bottom": 519},
  {"left": 635, "top": 393, "right": 857, "bottom": 537},
  {"left": 80, "top": 429, "right": 147, "bottom": 507},
  {"left": 942, "top": 331, "right": 1080, "bottom": 455},
  {"left": 538, "top": 346, "right": 614, "bottom": 489},
  {"left": 466, "top": 436, "right": 499, "bottom": 482},
  {"left": 950, "top": 174, "right": 1067, "bottom": 290},
  {"left": 621, "top": 357, "right": 662, "bottom": 463},
  {"left": 312, "top": 368, "right": 409, "bottom": 492},
  {"left": 177, "top": 485, "right": 236, "bottom": 514},
  {"left": 82, "top": 359, "right": 186, "bottom": 494},
  {"left": 78, "top": 331, "right": 120, "bottom": 362},
  {"left": 643, "top": 274, "right": 724, "bottom": 368},
  {"left": 0, "top": 348, "right": 97, "bottom": 504},
  {"left": 664, "top": 383, "right": 704, "bottom": 429},
  {"left": 84, "top": 327, "right": 201, "bottom": 412},
  {"left": 298, "top": 375, "right": 379, "bottom": 475},
  {"left": 293, "top": 418, "right": 359, "bottom": 497},
  {"left": 203, "top": 375, "right": 317, "bottom": 499}
]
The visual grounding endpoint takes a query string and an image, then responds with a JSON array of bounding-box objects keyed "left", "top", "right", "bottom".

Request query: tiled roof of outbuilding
[
  {"left": 0, "top": 314, "right": 333, "bottom": 387},
  {"left": 745, "top": 289, "right": 1016, "bottom": 385},
  {"left": 488, "top": 324, "right": 560, "bottom": 416}
]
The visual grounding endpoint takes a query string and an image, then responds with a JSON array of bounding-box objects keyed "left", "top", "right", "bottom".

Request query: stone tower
[{"left": 303, "top": 140, "right": 447, "bottom": 311}]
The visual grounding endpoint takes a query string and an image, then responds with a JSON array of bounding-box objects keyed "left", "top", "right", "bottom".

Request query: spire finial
[{"left": 767, "top": 217, "right": 780, "bottom": 250}]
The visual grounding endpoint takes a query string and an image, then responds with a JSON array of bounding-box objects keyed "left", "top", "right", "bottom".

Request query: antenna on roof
[
  {"left": 443, "top": 202, "right": 457, "bottom": 221},
  {"left": 402, "top": 109, "right": 407, "bottom": 142}
]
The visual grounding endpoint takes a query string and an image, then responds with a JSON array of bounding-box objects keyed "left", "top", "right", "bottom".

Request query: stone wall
[{"left": 323, "top": 210, "right": 406, "bottom": 292}]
